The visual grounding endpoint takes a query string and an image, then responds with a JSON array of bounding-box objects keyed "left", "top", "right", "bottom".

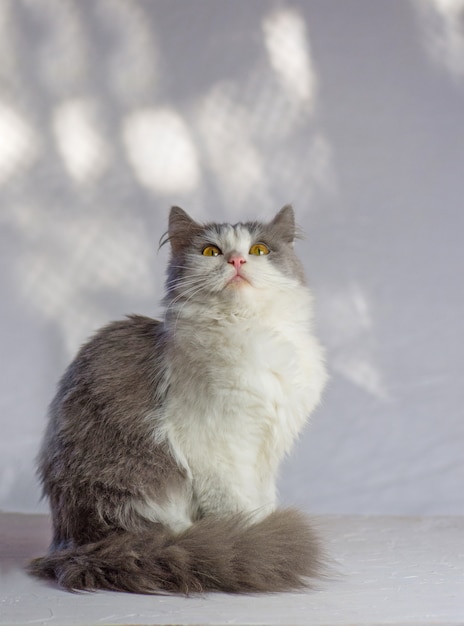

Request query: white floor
[{"left": 1, "top": 513, "right": 463, "bottom": 626}]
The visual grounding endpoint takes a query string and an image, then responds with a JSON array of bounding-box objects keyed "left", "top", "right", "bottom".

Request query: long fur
[
  {"left": 30, "top": 509, "right": 321, "bottom": 594},
  {"left": 30, "top": 206, "right": 327, "bottom": 594}
]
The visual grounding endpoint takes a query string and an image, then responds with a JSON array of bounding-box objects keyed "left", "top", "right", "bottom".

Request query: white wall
[{"left": 1, "top": 0, "right": 463, "bottom": 515}]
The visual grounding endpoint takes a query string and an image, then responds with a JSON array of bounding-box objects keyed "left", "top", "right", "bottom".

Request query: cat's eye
[
  {"left": 249, "top": 243, "right": 270, "bottom": 256},
  {"left": 202, "top": 245, "right": 222, "bottom": 257}
]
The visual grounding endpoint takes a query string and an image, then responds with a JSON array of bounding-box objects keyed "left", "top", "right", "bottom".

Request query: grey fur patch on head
[
  {"left": 269, "top": 205, "right": 297, "bottom": 243},
  {"left": 167, "top": 206, "right": 203, "bottom": 255},
  {"left": 246, "top": 205, "right": 306, "bottom": 285}
]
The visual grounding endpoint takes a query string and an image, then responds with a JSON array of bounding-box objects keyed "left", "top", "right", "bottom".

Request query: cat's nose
[{"left": 228, "top": 254, "right": 246, "bottom": 271}]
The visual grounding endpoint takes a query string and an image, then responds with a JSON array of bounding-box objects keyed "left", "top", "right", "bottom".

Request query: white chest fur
[{"left": 157, "top": 288, "right": 327, "bottom": 520}]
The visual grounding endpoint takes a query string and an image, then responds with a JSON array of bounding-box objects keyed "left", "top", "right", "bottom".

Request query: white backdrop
[{"left": 1, "top": 0, "right": 463, "bottom": 516}]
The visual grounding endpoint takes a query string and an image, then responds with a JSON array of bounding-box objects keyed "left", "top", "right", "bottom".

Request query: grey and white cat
[{"left": 30, "top": 206, "right": 327, "bottom": 594}]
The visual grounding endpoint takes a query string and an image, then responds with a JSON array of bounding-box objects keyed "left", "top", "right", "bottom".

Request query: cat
[{"left": 29, "top": 205, "right": 328, "bottom": 594}]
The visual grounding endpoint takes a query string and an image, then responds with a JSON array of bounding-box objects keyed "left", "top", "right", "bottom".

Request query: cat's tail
[{"left": 29, "top": 509, "right": 323, "bottom": 594}]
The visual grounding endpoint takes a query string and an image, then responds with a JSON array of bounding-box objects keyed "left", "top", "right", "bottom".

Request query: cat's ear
[
  {"left": 168, "top": 206, "right": 201, "bottom": 254},
  {"left": 270, "top": 205, "right": 297, "bottom": 244}
]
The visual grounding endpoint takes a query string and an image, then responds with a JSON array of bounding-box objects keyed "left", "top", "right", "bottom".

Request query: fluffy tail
[{"left": 29, "top": 509, "right": 323, "bottom": 594}]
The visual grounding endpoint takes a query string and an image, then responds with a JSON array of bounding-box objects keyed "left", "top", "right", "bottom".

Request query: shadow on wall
[
  {"left": 1, "top": 0, "right": 458, "bottom": 372},
  {"left": 414, "top": 0, "right": 464, "bottom": 82},
  {"left": 0, "top": 0, "right": 339, "bottom": 513},
  {"left": 1, "top": 0, "right": 463, "bottom": 514},
  {"left": 0, "top": 0, "right": 334, "bottom": 360}
]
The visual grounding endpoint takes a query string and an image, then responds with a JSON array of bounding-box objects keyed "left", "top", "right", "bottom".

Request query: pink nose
[{"left": 228, "top": 254, "right": 246, "bottom": 271}]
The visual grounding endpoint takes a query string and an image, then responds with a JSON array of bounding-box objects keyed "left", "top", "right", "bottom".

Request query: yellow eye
[
  {"left": 249, "top": 243, "right": 270, "bottom": 256},
  {"left": 202, "top": 245, "right": 222, "bottom": 257}
]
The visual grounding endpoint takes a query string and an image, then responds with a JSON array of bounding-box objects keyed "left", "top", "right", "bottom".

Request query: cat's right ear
[
  {"left": 270, "top": 205, "right": 299, "bottom": 245},
  {"left": 168, "top": 207, "right": 201, "bottom": 255}
]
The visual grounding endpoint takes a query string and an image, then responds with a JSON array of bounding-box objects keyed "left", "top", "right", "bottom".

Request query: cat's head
[{"left": 163, "top": 206, "right": 307, "bottom": 317}]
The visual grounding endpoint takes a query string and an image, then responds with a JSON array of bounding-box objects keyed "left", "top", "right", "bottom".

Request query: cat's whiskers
[
  {"left": 167, "top": 276, "right": 204, "bottom": 291},
  {"left": 165, "top": 278, "right": 210, "bottom": 327},
  {"left": 171, "top": 284, "right": 210, "bottom": 328},
  {"left": 166, "top": 272, "right": 207, "bottom": 296},
  {"left": 167, "top": 279, "right": 205, "bottom": 306}
]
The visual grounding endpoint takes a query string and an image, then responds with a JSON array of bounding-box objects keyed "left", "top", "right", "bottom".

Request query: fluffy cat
[{"left": 30, "top": 205, "right": 327, "bottom": 594}]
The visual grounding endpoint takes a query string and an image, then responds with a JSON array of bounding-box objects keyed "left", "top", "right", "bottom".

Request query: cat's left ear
[
  {"left": 270, "top": 205, "right": 297, "bottom": 244},
  {"left": 168, "top": 206, "right": 201, "bottom": 254}
]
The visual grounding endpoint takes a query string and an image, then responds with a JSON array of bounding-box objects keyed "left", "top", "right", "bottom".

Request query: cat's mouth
[{"left": 226, "top": 272, "right": 251, "bottom": 287}]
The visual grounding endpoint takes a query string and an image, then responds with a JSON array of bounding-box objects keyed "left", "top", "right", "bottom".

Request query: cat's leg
[
  {"left": 192, "top": 467, "right": 277, "bottom": 522},
  {"left": 131, "top": 479, "right": 194, "bottom": 534},
  {"left": 163, "top": 419, "right": 278, "bottom": 522}
]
